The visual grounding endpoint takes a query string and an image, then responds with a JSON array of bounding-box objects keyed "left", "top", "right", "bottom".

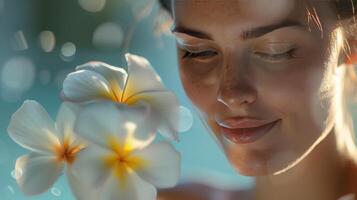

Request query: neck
[{"left": 253, "top": 127, "right": 353, "bottom": 200}]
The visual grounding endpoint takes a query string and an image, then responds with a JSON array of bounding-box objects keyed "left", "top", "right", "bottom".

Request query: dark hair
[
  {"left": 158, "top": 0, "right": 172, "bottom": 14},
  {"left": 335, "top": 0, "right": 357, "bottom": 19},
  {"left": 158, "top": 0, "right": 357, "bottom": 19}
]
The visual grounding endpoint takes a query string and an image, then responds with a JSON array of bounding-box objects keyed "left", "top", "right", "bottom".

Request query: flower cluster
[{"left": 7, "top": 53, "right": 181, "bottom": 200}]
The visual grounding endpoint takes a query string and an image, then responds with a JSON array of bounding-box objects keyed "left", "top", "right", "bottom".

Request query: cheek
[
  {"left": 262, "top": 66, "right": 323, "bottom": 114},
  {"left": 178, "top": 59, "right": 221, "bottom": 113},
  {"left": 179, "top": 69, "right": 218, "bottom": 112},
  {"left": 261, "top": 60, "right": 333, "bottom": 148}
]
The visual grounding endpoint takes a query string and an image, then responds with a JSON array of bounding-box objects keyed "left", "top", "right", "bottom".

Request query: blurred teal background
[{"left": 0, "top": 0, "right": 253, "bottom": 199}]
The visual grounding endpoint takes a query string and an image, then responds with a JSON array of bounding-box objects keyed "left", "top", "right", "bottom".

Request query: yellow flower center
[
  {"left": 53, "top": 137, "right": 84, "bottom": 165},
  {"left": 107, "top": 80, "right": 139, "bottom": 105},
  {"left": 108, "top": 80, "right": 122, "bottom": 103},
  {"left": 102, "top": 136, "right": 147, "bottom": 186}
]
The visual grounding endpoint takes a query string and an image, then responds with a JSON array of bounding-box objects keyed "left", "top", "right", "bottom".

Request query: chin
[
  {"left": 231, "top": 162, "right": 269, "bottom": 176},
  {"left": 226, "top": 152, "right": 270, "bottom": 176},
  {"left": 224, "top": 146, "right": 302, "bottom": 176}
]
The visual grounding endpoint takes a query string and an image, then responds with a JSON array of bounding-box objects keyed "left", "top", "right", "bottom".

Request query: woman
[{"left": 157, "top": 0, "right": 357, "bottom": 200}]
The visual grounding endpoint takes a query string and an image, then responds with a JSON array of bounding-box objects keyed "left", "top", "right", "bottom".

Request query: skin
[
  {"left": 172, "top": 0, "right": 345, "bottom": 176},
  {"left": 158, "top": 0, "right": 357, "bottom": 200}
]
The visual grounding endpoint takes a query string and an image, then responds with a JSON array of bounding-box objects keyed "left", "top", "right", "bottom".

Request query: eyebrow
[{"left": 171, "top": 19, "right": 306, "bottom": 40}]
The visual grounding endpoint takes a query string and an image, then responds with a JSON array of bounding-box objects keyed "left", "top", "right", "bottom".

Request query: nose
[{"left": 217, "top": 65, "right": 257, "bottom": 109}]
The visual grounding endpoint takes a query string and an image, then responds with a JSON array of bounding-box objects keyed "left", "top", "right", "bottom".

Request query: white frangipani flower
[
  {"left": 7, "top": 100, "right": 96, "bottom": 199},
  {"left": 62, "top": 53, "right": 179, "bottom": 141},
  {"left": 72, "top": 101, "right": 181, "bottom": 200}
]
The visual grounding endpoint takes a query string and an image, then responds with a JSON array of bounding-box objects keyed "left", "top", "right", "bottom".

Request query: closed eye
[
  {"left": 253, "top": 48, "right": 297, "bottom": 61},
  {"left": 182, "top": 50, "right": 218, "bottom": 59}
]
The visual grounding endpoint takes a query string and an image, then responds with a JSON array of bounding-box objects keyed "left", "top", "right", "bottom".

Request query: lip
[
  {"left": 217, "top": 117, "right": 276, "bottom": 129},
  {"left": 217, "top": 118, "right": 280, "bottom": 144}
]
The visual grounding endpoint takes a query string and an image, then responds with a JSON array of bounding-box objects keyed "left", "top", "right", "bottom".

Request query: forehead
[
  {"left": 174, "top": 0, "right": 301, "bottom": 25},
  {"left": 172, "top": 0, "right": 335, "bottom": 36},
  {"left": 174, "top": 0, "right": 299, "bottom": 23}
]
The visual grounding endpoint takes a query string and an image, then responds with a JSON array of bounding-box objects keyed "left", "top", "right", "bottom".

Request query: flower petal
[
  {"left": 101, "top": 171, "right": 156, "bottom": 200},
  {"left": 74, "top": 101, "right": 156, "bottom": 149},
  {"left": 63, "top": 70, "right": 114, "bottom": 102},
  {"left": 7, "top": 100, "right": 59, "bottom": 154},
  {"left": 55, "top": 102, "right": 80, "bottom": 142},
  {"left": 15, "top": 153, "right": 64, "bottom": 196},
  {"left": 66, "top": 167, "right": 100, "bottom": 200},
  {"left": 72, "top": 144, "right": 112, "bottom": 188},
  {"left": 126, "top": 90, "right": 180, "bottom": 141},
  {"left": 76, "top": 61, "right": 128, "bottom": 99},
  {"left": 123, "top": 53, "right": 165, "bottom": 102},
  {"left": 131, "top": 141, "right": 181, "bottom": 188}
]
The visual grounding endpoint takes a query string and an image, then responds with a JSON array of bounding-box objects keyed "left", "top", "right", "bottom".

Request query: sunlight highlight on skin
[{"left": 272, "top": 28, "right": 346, "bottom": 175}]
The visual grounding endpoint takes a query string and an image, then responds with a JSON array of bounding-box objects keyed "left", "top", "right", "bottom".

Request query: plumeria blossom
[
  {"left": 62, "top": 53, "right": 179, "bottom": 141},
  {"left": 72, "top": 101, "right": 181, "bottom": 200},
  {"left": 7, "top": 100, "right": 96, "bottom": 199}
]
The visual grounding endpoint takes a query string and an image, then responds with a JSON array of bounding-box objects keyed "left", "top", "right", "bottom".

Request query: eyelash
[
  {"left": 254, "top": 48, "right": 297, "bottom": 60},
  {"left": 182, "top": 50, "right": 218, "bottom": 59},
  {"left": 181, "top": 48, "right": 297, "bottom": 61}
]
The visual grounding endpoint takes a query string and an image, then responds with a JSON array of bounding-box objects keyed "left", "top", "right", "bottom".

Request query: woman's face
[{"left": 172, "top": 0, "right": 341, "bottom": 176}]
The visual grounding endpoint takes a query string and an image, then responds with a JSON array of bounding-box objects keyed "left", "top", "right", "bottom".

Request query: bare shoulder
[{"left": 157, "top": 182, "right": 253, "bottom": 200}]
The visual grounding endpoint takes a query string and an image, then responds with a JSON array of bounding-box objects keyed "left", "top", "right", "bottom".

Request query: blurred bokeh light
[
  {"left": 92, "top": 22, "right": 124, "bottom": 50},
  {"left": 1, "top": 56, "right": 35, "bottom": 102},
  {"left": 78, "top": 0, "right": 106, "bottom": 13},
  {"left": 11, "top": 31, "right": 28, "bottom": 51},
  {"left": 60, "top": 42, "right": 77, "bottom": 61},
  {"left": 38, "top": 30, "right": 56, "bottom": 53},
  {"left": 178, "top": 105, "right": 194, "bottom": 133}
]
